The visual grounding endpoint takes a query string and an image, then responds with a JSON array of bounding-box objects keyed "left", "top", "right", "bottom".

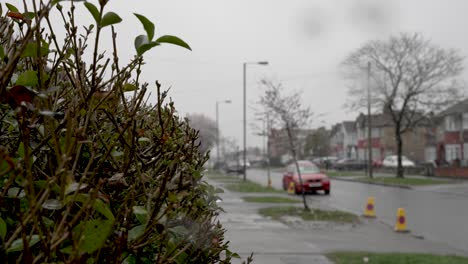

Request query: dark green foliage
[{"left": 0, "top": 1, "right": 239, "bottom": 263}]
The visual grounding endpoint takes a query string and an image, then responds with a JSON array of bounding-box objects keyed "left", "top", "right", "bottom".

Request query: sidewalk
[
  {"left": 208, "top": 177, "right": 467, "bottom": 264},
  {"left": 210, "top": 178, "right": 333, "bottom": 264}
]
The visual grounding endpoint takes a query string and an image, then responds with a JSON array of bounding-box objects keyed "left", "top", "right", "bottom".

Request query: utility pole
[
  {"left": 266, "top": 113, "right": 271, "bottom": 187},
  {"left": 243, "top": 63, "right": 247, "bottom": 181},
  {"left": 367, "top": 62, "right": 373, "bottom": 178},
  {"left": 216, "top": 101, "right": 220, "bottom": 165}
]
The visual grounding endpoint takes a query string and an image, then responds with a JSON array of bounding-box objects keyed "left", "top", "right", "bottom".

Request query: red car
[{"left": 282, "top": 160, "right": 330, "bottom": 195}]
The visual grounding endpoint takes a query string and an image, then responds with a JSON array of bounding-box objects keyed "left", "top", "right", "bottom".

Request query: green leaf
[
  {"left": 134, "top": 34, "right": 160, "bottom": 56},
  {"left": 137, "top": 42, "right": 160, "bottom": 56},
  {"left": 134, "top": 13, "right": 155, "bottom": 41},
  {"left": 67, "top": 193, "right": 114, "bottom": 220},
  {"left": 7, "top": 235, "right": 40, "bottom": 252},
  {"left": 93, "top": 199, "right": 114, "bottom": 220},
  {"left": 138, "top": 137, "right": 150, "bottom": 143},
  {"left": 23, "top": 12, "right": 35, "bottom": 20},
  {"left": 132, "top": 206, "right": 147, "bottom": 225},
  {"left": 100, "top": 12, "right": 122, "bottom": 28},
  {"left": 21, "top": 41, "right": 49, "bottom": 58},
  {"left": 111, "top": 150, "right": 123, "bottom": 157},
  {"left": 5, "top": 3, "right": 19, "bottom": 12},
  {"left": 51, "top": 0, "right": 63, "bottom": 6},
  {"left": 123, "top": 83, "right": 137, "bottom": 92},
  {"left": 42, "top": 199, "right": 63, "bottom": 210},
  {"left": 134, "top": 35, "right": 149, "bottom": 51},
  {"left": 17, "top": 142, "right": 25, "bottom": 158},
  {"left": 155, "top": 35, "right": 191, "bottom": 51},
  {"left": 84, "top": 2, "right": 100, "bottom": 24},
  {"left": 16, "top": 70, "right": 38, "bottom": 87},
  {"left": 73, "top": 219, "right": 113, "bottom": 254},
  {"left": 60, "top": 245, "right": 73, "bottom": 255},
  {"left": 0, "top": 45, "right": 5, "bottom": 60},
  {"left": 123, "top": 255, "right": 137, "bottom": 264},
  {"left": 0, "top": 217, "right": 7, "bottom": 240},
  {"left": 174, "top": 252, "right": 188, "bottom": 264},
  {"left": 128, "top": 225, "right": 144, "bottom": 242}
]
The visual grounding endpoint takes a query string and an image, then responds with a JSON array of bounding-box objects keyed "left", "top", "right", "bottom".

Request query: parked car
[
  {"left": 312, "top": 156, "right": 338, "bottom": 169},
  {"left": 224, "top": 161, "right": 244, "bottom": 174},
  {"left": 333, "top": 159, "right": 367, "bottom": 171},
  {"left": 282, "top": 160, "right": 330, "bottom": 195},
  {"left": 238, "top": 159, "right": 251, "bottom": 168},
  {"left": 382, "top": 155, "right": 415, "bottom": 167}
]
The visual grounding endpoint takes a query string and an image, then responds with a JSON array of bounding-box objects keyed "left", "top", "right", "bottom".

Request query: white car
[
  {"left": 382, "top": 155, "right": 415, "bottom": 167},
  {"left": 238, "top": 160, "right": 251, "bottom": 168}
]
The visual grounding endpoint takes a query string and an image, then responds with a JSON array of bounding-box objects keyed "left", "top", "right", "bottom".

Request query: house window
[
  {"left": 446, "top": 144, "right": 461, "bottom": 161},
  {"left": 372, "top": 148, "right": 381, "bottom": 161},
  {"left": 445, "top": 116, "right": 458, "bottom": 131},
  {"left": 371, "top": 128, "right": 380, "bottom": 138},
  {"left": 463, "top": 114, "right": 468, "bottom": 130},
  {"left": 464, "top": 144, "right": 468, "bottom": 160},
  {"left": 425, "top": 147, "right": 436, "bottom": 162},
  {"left": 358, "top": 149, "right": 365, "bottom": 161}
]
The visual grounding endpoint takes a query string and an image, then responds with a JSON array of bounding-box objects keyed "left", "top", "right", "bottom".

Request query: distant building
[
  {"left": 429, "top": 98, "right": 468, "bottom": 165},
  {"left": 330, "top": 121, "right": 357, "bottom": 159},
  {"left": 355, "top": 112, "right": 430, "bottom": 163},
  {"left": 268, "top": 128, "right": 322, "bottom": 164}
]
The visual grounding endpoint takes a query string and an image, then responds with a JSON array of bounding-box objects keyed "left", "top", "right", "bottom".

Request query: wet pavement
[
  {"left": 208, "top": 173, "right": 467, "bottom": 264},
  {"left": 246, "top": 168, "right": 468, "bottom": 256}
]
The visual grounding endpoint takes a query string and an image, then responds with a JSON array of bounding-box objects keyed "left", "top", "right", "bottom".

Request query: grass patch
[
  {"left": 326, "top": 171, "right": 366, "bottom": 177},
  {"left": 224, "top": 180, "right": 282, "bottom": 193},
  {"left": 205, "top": 172, "right": 241, "bottom": 182},
  {"left": 355, "top": 176, "right": 452, "bottom": 186},
  {"left": 259, "top": 206, "right": 358, "bottom": 223},
  {"left": 242, "top": 196, "right": 300, "bottom": 203},
  {"left": 327, "top": 252, "right": 468, "bottom": 264}
]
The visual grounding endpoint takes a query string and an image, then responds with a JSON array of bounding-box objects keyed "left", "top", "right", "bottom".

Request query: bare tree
[
  {"left": 187, "top": 114, "right": 218, "bottom": 154},
  {"left": 304, "top": 127, "right": 330, "bottom": 158},
  {"left": 258, "top": 79, "right": 312, "bottom": 211},
  {"left": 343, "top": 33, "right": 464, "bottom": 178}
]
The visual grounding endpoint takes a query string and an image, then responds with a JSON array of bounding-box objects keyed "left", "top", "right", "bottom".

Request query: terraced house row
[{"left": 330, "top": 99, "right": 468, "bottom": 167}]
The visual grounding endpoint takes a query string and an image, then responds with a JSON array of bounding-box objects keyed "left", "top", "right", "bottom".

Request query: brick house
[
  {"left": 428, "top": 98, "right": 468, "bottom": 165},
  {"left": 330, "top": 121, "right": 357, "bottom": 159},
  {"left": 355, "top": 112, "right": 430, "bottom": 163}
]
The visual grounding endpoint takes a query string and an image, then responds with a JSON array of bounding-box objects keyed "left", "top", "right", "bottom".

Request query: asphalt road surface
[{"left": 246, "top": 168, "right": 468, "bottom": 255}]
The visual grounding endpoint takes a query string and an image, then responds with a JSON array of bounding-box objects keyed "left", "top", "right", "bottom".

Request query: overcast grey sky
[{"left": 60, "top": 0, "right": 468, "bottom": 148}]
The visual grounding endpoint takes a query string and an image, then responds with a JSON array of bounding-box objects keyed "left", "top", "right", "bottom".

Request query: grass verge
[
  {"left": 259, "top": 206, "right": 358, "bottom": 223},
  {"left": 355, "top": 176, "right": 452, "bottom": 186},
  {"left": 242, "top": 196, "right": 300, "bottom": 203},
  {"left": 205, "top": 172, "right": 241, "bottom": 182},
  {"left": 326, "top": 171, "right": 366, "bottom": 177},
  {"left": 224, "top": 180, "right": 282, "bottom": 193},
  {"left": 327, "top": 252, "right": 468, "bottom": 264}
]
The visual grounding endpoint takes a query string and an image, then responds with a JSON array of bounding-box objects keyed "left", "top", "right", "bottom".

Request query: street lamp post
[
  {"left": 367, "top": 62, "right": 373, "bottom": 178},
  {"left": 266, "top": 113, "right": 271, "bottom": 187},
  {"left": 243, "top": 61, "right": 269, "bottom": 181},
  {"left": 216, "top": 100, "right": 232, "bottom": 166}
]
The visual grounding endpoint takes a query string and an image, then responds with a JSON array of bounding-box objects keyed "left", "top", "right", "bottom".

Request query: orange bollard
[
  {"left": 363, "top": 197, "right": 376, "bottom": 218},
  {"left": 394, "top": 208, "right": 409, "bottom": 232},
  {"left": 287, "top": 181, "right": 295, "bottom": 194}
]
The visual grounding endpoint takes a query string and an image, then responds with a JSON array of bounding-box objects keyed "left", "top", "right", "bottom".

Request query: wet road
[{"left": 246, "top": 168, "right": 468, "bottom": 255}]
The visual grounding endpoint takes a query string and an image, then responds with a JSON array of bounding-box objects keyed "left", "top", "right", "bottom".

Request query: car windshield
[{"left": 298, "top": 165, "right": 320, "bottom": 173}]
